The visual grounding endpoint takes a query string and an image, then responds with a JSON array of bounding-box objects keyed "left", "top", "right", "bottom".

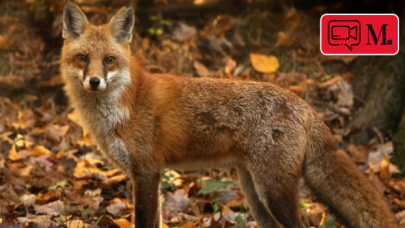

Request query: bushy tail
[{"left": 304, "top": 122, "right": 397, "bottom": 228}]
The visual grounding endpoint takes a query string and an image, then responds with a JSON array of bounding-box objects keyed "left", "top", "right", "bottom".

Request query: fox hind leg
[{"left": 237, "top": 165, "right": 278, "bottom": 228}]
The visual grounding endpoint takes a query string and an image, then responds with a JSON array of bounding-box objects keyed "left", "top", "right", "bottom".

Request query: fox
[{"left": 60, "top": 1, "right": 397, "bottom": 228}]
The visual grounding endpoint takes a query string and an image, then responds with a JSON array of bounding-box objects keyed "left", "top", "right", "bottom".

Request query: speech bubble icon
[{"left": 328, "top": 20, "right": 361, "bottom": 51}]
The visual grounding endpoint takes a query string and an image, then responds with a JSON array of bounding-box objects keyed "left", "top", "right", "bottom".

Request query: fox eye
[
  {"left": 77, "top": 54, "right": 87, "bottom": 62},
  {"left": 105, "top": 56, "right": 115, "bottom": 64}
]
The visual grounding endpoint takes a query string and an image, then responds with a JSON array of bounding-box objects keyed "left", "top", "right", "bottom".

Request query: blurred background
[{"left": 1, "top": 0, "right": 405, "bottom": 227}]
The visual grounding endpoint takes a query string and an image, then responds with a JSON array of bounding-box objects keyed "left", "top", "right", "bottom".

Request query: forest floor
[{"left": 0, "top": 0, "right": 404, "bottom": 227}]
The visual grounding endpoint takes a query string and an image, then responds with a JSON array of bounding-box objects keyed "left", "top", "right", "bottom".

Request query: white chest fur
[{"left": 73, "top": 90, "right": 131, "bottom": 171}]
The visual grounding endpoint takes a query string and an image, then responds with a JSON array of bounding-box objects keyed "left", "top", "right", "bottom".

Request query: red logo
[{"left": 321, "top": 14, "right": 399, "bottom": 55}]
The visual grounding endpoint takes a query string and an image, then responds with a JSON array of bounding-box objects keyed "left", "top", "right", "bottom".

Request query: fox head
[{"left": 60, "top": 1, "right": 134, "bottom": 94}]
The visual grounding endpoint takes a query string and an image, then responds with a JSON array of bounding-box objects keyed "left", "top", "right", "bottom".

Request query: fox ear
[
  {"left": 109, "top": 6, "right": 135, "bottom": 43},
  {"left": 62, "top": 1, "right": 88, "bottom": 40}
]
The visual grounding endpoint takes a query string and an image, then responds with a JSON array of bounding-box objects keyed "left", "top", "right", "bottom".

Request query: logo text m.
[{"left": 366, "top": 24, "right": 388, "bottom": 45}]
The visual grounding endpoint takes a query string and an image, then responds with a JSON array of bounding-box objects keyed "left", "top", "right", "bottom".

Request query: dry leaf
[
  {"left": 288, "top": 84, "right": 306, "bottom": 93},
  {"left": 277, "top": 31, "right": 294, "bottom": 46},
  {"left": 102, "top": 174, "right": 127, "bottom": 185},
  {"left": 69, "top": 220, "right": 87, "bottom": 228},
  {"left": 113, "top": 219, "right": 132, "bottom": 228},
  {"left": 167, "top": 189, "right": 190, "bottom": 213},
  {"left": 337, "top": 79, "right": 353, "bottom": 107},
  {"left": 0, "top": 75, "right": 25, "bottom": 90},
  {"left": 380, "top": 154, "right": 391, "bottom": 183},
  {"left": 285, "top": 7, "right": 301, "bottom": 29},
  {"left": 326, "top": 55, "right": 358, "bottom": 64},
  {"left": 31, "top": 145, "right": 52, "bottom": 157},
  {"left": 343, "top": 72, "right": 355, "bottom": 83},
  {"left": 194, "top": 61, "right": 211, "bottom": 77},
  {"left": 180, "top": 218, "right": 201, "bottom": 228},
  {"left": 74, "top": 160, "right": 120, "bottom": 179},
  {"left": 319, "top": 76, "right": 342, "bottom": 88},
  {"left": 20, "top": 194, "right": 36, "bottom": 208},
  {"left": 45, "top": 124, "right": 70, "bottom": 142},
  {"left": 347, "top": 142, "right": 368, "bottom": 164},
  {"left": 225, "top": 58, "right": 236, "bottom": 75},
  {"left": 333, "top": 135, "right": 343, "bottom": 145},
  {"left": 83, "top": 131, "right": 94, "bottom": 145},
  {"left": 174, "top": 22, "right": 197, "bottom": 41},
  {"left": 37, "top": 75, "right": 63, "bottom": 88},
  {"left": 36, "top": 190, "right": 61, "bottom": 202},
  {"left": 17, "top": 215, "right": 53, "bottom": 228},
  {"left": 164, "top": 170, "right": 182, "bottom": 187},
  {"left": 34, "top": 200, "right": 65, "bottom": 216},
  {"left": 369, "top": 175, "right": 386, "bottom": 195},
  {"left": 107, "top": 201, "right": 127, "bottom": 217},
  {"left": 68, "top": 111, "right": 81, "bottom": 126},
  {"left": 250, "top": 54, "right": 279, "bottom": 73},
  {"left": 8, "top": 145, "right": 22, "bottom": 161}
]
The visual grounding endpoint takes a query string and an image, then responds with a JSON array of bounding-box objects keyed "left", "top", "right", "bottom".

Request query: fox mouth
[{"left": 86, "top": 87, "right": 104, "bottom": 93}]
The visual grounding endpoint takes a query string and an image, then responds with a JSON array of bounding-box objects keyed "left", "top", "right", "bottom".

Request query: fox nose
[{"left": 89, "top": 77, "right": 100, "bottom": 89}]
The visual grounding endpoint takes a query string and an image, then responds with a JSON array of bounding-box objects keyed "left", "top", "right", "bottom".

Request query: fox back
[{"left": 61, "top": 2, "right": 397, "bottom": 228}]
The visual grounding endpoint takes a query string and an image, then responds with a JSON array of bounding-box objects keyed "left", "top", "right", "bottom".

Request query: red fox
[{"left": 61, "top": 1, "right": 397, "bottom": 227}]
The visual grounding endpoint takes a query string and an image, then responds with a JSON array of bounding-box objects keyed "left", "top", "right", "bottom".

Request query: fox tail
[{"left": 304, "top": 122, "right": 397, "bottom": 228}]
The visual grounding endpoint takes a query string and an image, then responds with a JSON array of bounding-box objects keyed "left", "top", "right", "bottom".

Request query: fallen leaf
[
  {"left": 225, "top": 58, "right": 236, "bottom": 75},
  {"left": 68, "top": 111, "right": 81, "bottom": 126},
  {"left": 102, "top": 174, "right": 127, "bottom": 185},
  {"left": 347, "top": 142, "right": 368, "bottom": 164},
  {"left": 45, "top": 124, "right": 69, "bottom": 142},
  {"left": 277, "top": 31, "right": 294, "bottom": 46},
  {"left": 333, "top": 135, "right": 343, "bottom": 145},
  {"left": 31, "top": 145, "right": 52, "bottom": 157},
  {"left": 343, "top": 72, "right": 355, "bottom": 83},
  {"left": 179, "top": 217, "right": 201, "bottom": 228},
  {"left": 20, "top": 194, "right": 36, "bottom": 208},
  {"left": 30, "top": 155, "right": 53, "bottom": 171},
  {"left": 174, "top": 22, "right": 197, "bottom": 41},
  {"left": 36, "top": 190, "right": 61, "bottom": 202},
  {"left": 288, "top": 84, "right": 306, "bottom": 93},
  {"left": 369, "top": 175, "right": 386, "bottom": 195},
  {"left": 164, "top": 170, "right": 183, "bottom": 187},
  {"left": 113, "top": 219, "right": 132, "bottom": 228},
  {"left": 17, "top": 215, "right": 53, "bottom": 228},
  {"left": 69, "top": 220, "right": 87, "bottom": 228},
  {"left": 0, "top": 75, "right": 25, "bottom": 90},
  {"left": 83, "top": 189, "right": 104, "bottom": 211},
  {"left": 167, "top": 189, "right": 190, "bottom": 213},
  {"left": 34, "top": 200, "right": 65, "bottom": 216},
  {"left": 107, "top": 201, "right": 127, "bottom": 217},
  {"left": 194, "top": 61, "right": 211, "bottom": 77},
  {"left": 250, "top": 54, "right": 279, "bottom": 73},
  {"left": 8, "top": 145, "right": 22, "bottom": 161},
  {"left": 325, "top": 55, "right": 358, "bottom": 64},
  {"left": 285, "top": 6, "right": 301, "bottom": 30},
  {"left": 37, "top": 75, "right": 63, "bottom": 88},
  {"left": 395, "top": 210, "right": 405, "bottom": 222},
  {"left": 94, "top": 213, "right": 120, "bottom": 228},
  {"left": 337, "top": 79, "right": 353, "bottom": 107},
  {"left": 319, "top": 76, "right": 342, "bottom": 88},
  {"left": 1, "top": 184, "right": 20, "bottom": 204},
  {"left": 380, "top": 154, "right": 391, "bottom": 183},
  {"left": 74, "top": 159, "right": 120, "bottom": 179}
]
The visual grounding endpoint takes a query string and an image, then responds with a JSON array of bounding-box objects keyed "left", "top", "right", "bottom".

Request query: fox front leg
[{"left": 132, "top": 172, "right": 161, "bottom": 228}]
